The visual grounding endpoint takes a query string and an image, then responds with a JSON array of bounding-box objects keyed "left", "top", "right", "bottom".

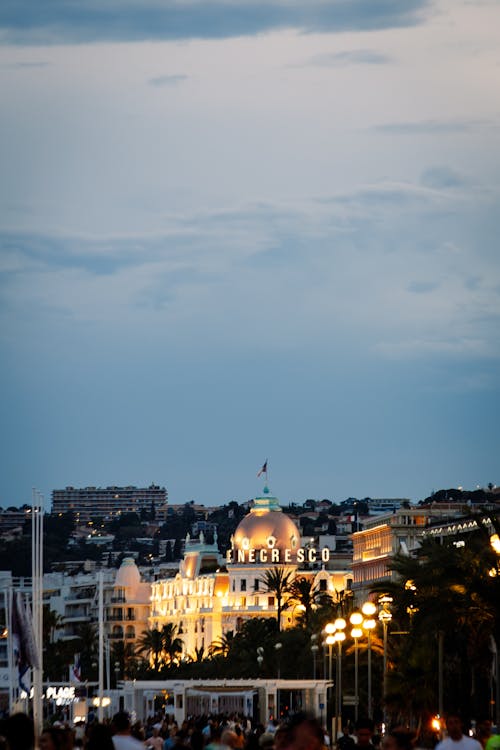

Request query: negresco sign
[{"left": 226, "top": 546, "right": 332, "bottom": 564}]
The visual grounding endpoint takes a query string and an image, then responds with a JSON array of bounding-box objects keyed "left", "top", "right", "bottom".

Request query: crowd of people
[{"left": 0, "top": 710, "right": 497, "bottom": 750}]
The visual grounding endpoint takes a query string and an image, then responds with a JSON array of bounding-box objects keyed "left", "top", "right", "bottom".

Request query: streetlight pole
[
  {"left": 362, "top": 601, "right": 377, "bottom": 719},
  {"left": 349, "top": 614, "right": 363, "bottom": 722},
  {"left": 325, "top": 626, "right": 336, "bottom": 739},
  {"left": 333, "top": 618, "right": 346, "bottom": 740},
  {"left": 275, "top": 642, "right": 282, "bottom": 719},
  {"left": 378, "top": 595, "right": 393, "bottom": 725},
  {"left": 311, "top": 635, "right": 319, "bottom": 680}
]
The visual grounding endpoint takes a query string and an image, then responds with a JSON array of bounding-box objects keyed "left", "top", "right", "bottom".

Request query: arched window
[
  {"left": 112, "top": 625, "right": 123, "bottom": 639},
  {"left": 125, "top": 626, "right": 135, "bottom": 639}
]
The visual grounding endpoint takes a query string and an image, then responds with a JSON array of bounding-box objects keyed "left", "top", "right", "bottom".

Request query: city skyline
[{"left": 1, "top": 0, "right": 499, "bottom": 508}]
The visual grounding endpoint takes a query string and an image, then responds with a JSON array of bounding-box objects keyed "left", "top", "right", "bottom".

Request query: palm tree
[
  {"left": 161, "top": 623, "right": 183, "bottom": 667},
  {"left": 260, "top": 567, "right": 294, "bottom": 632},
  {"left": 111, "top": 640, "right": 139, "bottom": 680},
  {"left": 43, "top": 607, "right": 64, "bottom": 643},
  {"left": 288, "top": 577, "right": 326, "bottom": 629},
  {"left": 137, "top": 624, "right": 183, "bottom": 672},
  {"left": 209, "top": 630, "right": 235, "bottom": 658},
  {"left": 137, "top": 627, "right": 164, "bottom": 672},
  {"left": 74, "top": 622, "right": 98, "bottom": 682},
  {"left": 370, "top": 512, "right": 500, "bottom": 723}
]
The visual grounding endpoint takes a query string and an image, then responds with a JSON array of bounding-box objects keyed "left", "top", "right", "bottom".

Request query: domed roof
[
  {"left": 232, "top": 488, "right": 300, "bottom": 561},
  {"left": 115, "top": 557, "right": 141, "bottom": 588}
]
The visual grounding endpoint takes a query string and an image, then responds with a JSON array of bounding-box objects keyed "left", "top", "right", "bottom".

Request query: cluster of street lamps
[{"left": 322, "top": 597, "right": 393, "bottom": 736}]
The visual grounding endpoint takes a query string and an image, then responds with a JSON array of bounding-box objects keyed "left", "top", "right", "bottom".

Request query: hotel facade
[{"left": 150, "top": 488, "right": 353, "bottom": 657}]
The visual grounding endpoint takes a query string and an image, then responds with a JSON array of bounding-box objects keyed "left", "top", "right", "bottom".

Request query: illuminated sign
[{"left": 226, "top": 546, "right": 331, "bottom": 564}]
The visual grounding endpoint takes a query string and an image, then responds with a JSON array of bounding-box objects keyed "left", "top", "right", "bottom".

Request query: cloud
[
  {"left": 420, "top": 166, "right": 468, "bottom": 189},
  {"left": 1, "top": 177, "right": 499, "bottom": 365},
  {"left": 407, "top": 281, "right": 440, "bottom": 294},
  {"left": 1, "top": 60, "right": 49, "bottom": 68},
  {"left": 0, "top": 0, "right": 430, "bottom": 45},
  {"left": 148, "top": 74, "right": 188, "bottom": 87},
  {"left": 373, "top": 118, "right": 492, "bottom": 135},
  {"left": 306, "top": 49, "right": 392, "bottom": 67}
]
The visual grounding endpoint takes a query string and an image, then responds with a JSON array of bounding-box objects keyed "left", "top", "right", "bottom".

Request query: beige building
[
  {"left": 150, "top": 489, "right": 352, "bottom": 657},
  {"left": 352, "top": 508, "right": 426, "bottom": 596},
  {"left": 106, "top": 558, "right": 151, "bottom": 652}
]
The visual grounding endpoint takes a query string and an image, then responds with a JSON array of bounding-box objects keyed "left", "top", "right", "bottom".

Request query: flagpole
[
  {"left": 6, "top": 588, "right": 13, "bottom": 714},
  {"left": 31, "top": 490, "right": 44, "bottom": 742},
  {"left": 98, "top": 571, "right": 104, "bottom": 722}
]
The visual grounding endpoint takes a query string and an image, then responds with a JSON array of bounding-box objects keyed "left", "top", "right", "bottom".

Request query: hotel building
[{"left": 150, "top": 488, "right": 353, "bottom": 657}]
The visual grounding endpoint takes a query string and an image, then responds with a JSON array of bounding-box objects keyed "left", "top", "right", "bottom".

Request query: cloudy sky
[{"left": 1, "top": 0, "right": 499, "bottom": 509}]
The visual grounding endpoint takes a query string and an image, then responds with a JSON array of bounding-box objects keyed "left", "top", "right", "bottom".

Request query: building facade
[
  {"left": 51, "top": 484, "right": 168, "bottom": 524},
  {"left": 150, "top": 488, "right": 353, "bottom": 657}
]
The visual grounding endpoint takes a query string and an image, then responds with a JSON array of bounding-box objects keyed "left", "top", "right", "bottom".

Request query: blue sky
[{"left": 1, "top": 0, "right": 499, "bottom": 509}]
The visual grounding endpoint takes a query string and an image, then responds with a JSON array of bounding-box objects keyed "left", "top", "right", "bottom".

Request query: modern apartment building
[{"left": 51, "top": 484, "right": 168, "bottom": 524}]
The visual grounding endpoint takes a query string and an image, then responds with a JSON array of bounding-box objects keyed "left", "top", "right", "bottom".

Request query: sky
[{"left": 0, "top": 0, "right": 499, "bottom": 510}]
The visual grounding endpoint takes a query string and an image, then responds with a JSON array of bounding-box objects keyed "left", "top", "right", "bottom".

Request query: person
[
  {"left": 112, "top": 711, "right": 147, "bottom": 750},
  {"left": 274, "top": 713, "right": 324, "bottom": 750},
  {"left": 381, "top": 729, "right": 416, "bottom": 750},
  {"left": 221, "top": 730, "right": 240, "bottom": 749},
  {"left": 337, "top": 727, "right": 355, "bottom": 750},
  {"left": 146, "top": 727, "right": 164, "bottom": 750},
  {"left": 39, "top": 728, "right": 67, "bottom": 750},
  {"left": 86, "top": 723, "right": 115, "bottom": 750},
  {"left": 355, "top": 720, "right": 376, "bottom": 750},
  {"left": 435, "top": 714, "right": 482, "bottom": 750},
  {"left": 1, "top": 714, "right": 35, "bottom": 750}
]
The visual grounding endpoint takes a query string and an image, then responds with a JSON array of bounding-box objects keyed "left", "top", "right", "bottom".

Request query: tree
[
  {"left": 288, "top": 577, "right": 322, "bottom": 629},
  {"left": 209, "top": 631, "right": 235, "bottom": 659},
  {"left": 371, "top": 512, "right": 500, "bottom": 724},
  {"left": 137, "top": 624, "right": 183, "bottom": 673},
  {"left": 161, "top": 623, "right": 183, "bottom": 667},
  {"left": 260, "top": 567, "right": 294, "bottom": 632},
  {"left": 137, "top": 628, "right": 164, "bottom": 672}
]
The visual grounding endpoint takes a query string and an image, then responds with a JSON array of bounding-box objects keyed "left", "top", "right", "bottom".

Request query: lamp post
[
  {"left": 349, "top": 611, "right": 364, "bottom": 722},
  {"left": 378, "top": 595, "right": 393, "bottom": 724},
  {"left": 311, "top": 635, "right": 319, "bottom": 680},
  {"left": 362, "top": 601, "right": 377, "bottom": 719},
  {"left": 275, "top": 642, "right": 282, "bottom": 719},
  {"left": 490, "top": 533, "right": 500, "bottom": 729},
  {"left": 333, "top": 619, "right": 346, "bottom": 739},
  {"left": 257, "top": 646, "right": 264, "bottom": 671},
  {"left": 324, "top": 625, "right": 336, "bottom": 737}
]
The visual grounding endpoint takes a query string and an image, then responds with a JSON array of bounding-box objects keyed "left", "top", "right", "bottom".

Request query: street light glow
[
  {"left": 362, "top": 601, "right": 377, "bottom": 617},
  {"left": 350, "top": 611, "right": 363, "bottom": 626}
]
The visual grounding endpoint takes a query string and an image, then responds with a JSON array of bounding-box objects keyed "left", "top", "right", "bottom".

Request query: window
[
  {"left": 254, "top": 579, "right": 260, "bottom": 592},
  {"left": 240, "top": 579, "right": 247, "bottom": 592},
  {"left": 319, "top": 579, "right": 327, "bottom": 591},
  {"left": 268, "top": 596, "right": 275, "bottom": 607}
]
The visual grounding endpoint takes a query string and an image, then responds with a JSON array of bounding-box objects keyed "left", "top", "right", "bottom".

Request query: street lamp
[
  {"left": 362, "top": 601, "right": 377, "bottom": 719},
  {"left": 325, "top": 631, "right": 336, "bottom": 736},
  {"left": 311, "top": 634, "right": 319, "bottom": 680},
  {"left": 378, "top": 595, "right": 393, "bottom": 723},
  {"left": 256, "top": 646, "right": 264, "bottom": 671},
  {"left": 333, "top": 620, "right": 346, "bottom": 739},
  {"left": 275, "top": 642, "right": 282, "bottom": 718},
  {"left": 349, "top": 611, "right": 363, "bottom": 722}
]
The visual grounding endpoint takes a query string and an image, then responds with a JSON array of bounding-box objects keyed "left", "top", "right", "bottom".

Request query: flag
[
  {"left": 257, "top": 460, "right": 268, "bottom": 478},
  {"left": 70, "top": 653, "right": 82, "bottom": 684},
  {"left": 11, "top": 591, "right": 39, "bottom": 693}
]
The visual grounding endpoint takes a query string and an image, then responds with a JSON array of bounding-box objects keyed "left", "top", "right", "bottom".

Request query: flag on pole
[
  {"left": 11, "top": 591, "right": 39, "bottom": 693},
  {"left": 257, "top": 460, "right": 268, "bottom": 478},
  {"left": 70, "top": 653, "right": 82, "bottom": 684}
]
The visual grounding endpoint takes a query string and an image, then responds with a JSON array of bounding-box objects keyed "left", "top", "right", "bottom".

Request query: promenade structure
[{"left": 51, "top": 484, "right": 168, "bottom": 524}]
